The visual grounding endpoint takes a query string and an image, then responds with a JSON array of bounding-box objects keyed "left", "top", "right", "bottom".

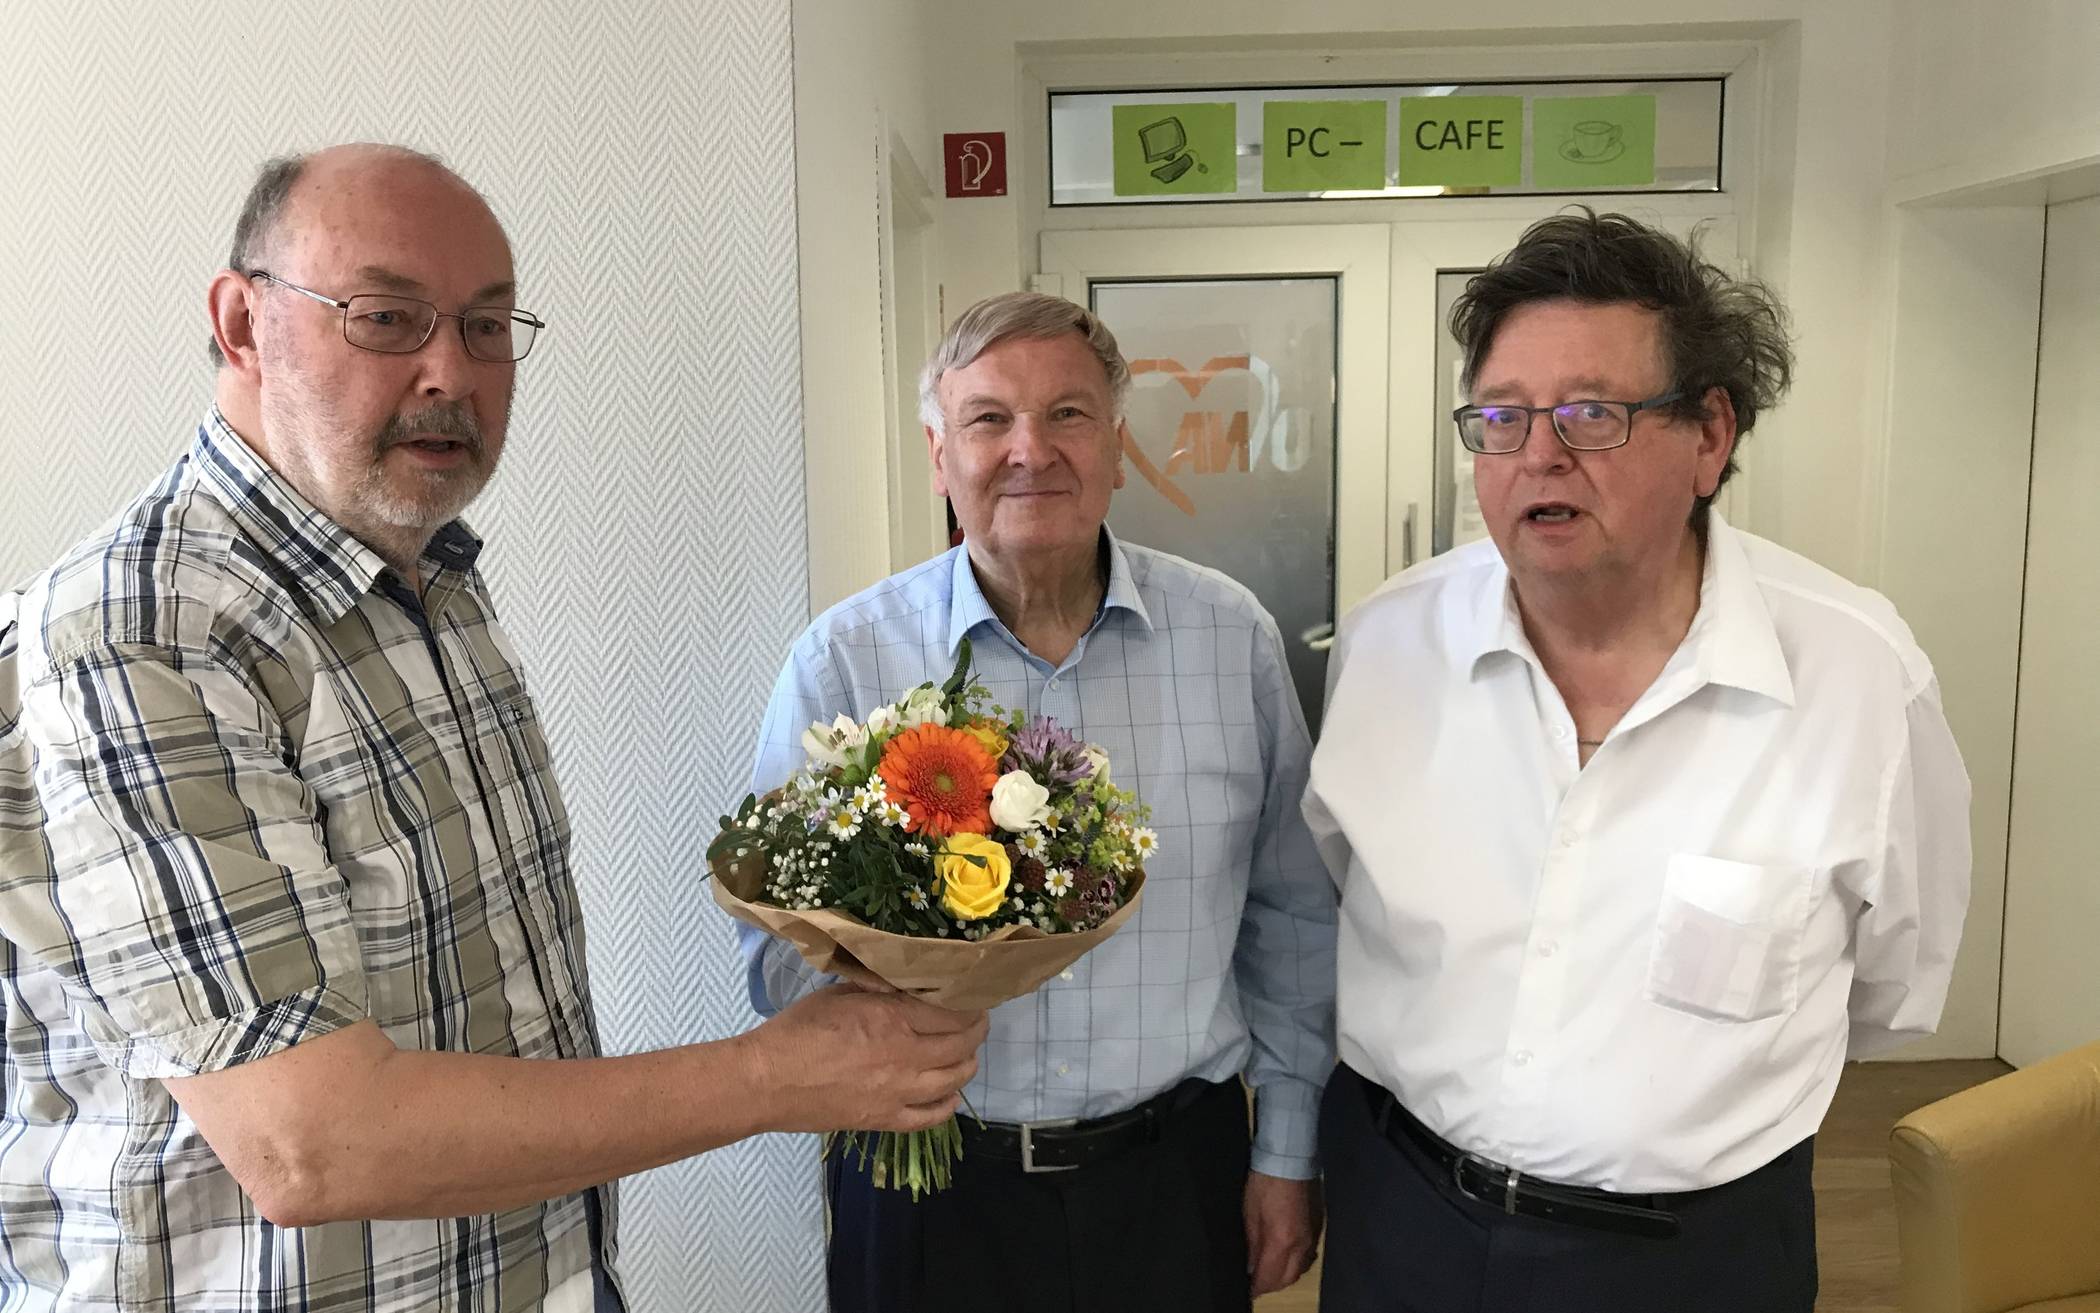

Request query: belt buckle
[
  {"left": 1453, "top": 1152, "right": 1522, "bottom": 1215},
  {"left": 1018, "top": 1118, "right": 1079, "bottom": 1174}
]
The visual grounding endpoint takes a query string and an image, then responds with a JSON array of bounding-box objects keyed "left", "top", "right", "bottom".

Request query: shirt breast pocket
[
  {"left": 479, "top": 694, "right": 572, "bottom": 860},
  {"left": 1644, "top": 854, "right": 1814, "bottom": 1023}
]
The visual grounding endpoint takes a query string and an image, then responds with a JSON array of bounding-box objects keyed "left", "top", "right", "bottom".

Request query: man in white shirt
[{"left": 1303, "top": 209, "right": 1970, "bottom": 1313}]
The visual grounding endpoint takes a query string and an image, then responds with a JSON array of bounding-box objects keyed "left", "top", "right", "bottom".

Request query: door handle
[{"left": 1300, "top": 621, "right": 1336, "bottom": 653}]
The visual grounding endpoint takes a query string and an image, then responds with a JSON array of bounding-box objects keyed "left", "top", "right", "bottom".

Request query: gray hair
[
  {"left": 918, "top": 292, "right": 1131, "bottom": 435},
  {"left": 209, "top": 144, "right": 454, "bottom": 368}
]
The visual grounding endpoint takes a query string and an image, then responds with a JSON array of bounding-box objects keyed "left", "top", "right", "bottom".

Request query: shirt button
[
  {"left": 1059, "top": 970, "right": 1075, "bottom": 982},
  {"left": 1538, "top": 941, "right": 1558, "bottom": 958},
  {"left": 1048, "top": 677, "right": 1060, "bottom": 692},
  {"left": 1056, "top": 1063, "right": 1071, "bottom": 1077},
  {"left": 1556, "top": 829, "right": 1577, "bottom": 849},
  {"left": 1512, "top": 1051, "right": 1532, "bottom": 1067},
  {"left": 1552, "top": 724, "right": 1569, "bottom": 741}
]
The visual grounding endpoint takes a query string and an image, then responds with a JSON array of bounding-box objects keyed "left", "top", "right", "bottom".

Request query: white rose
[
  {"left": 1081, "top": 745, "right": 1112, "bottom": 786},
  {"left": 800, "top": 713, "right": 866, "bottom": 770},
  {"left": 988, "top": 770, "right": 1053, "bottom": 833},
  {"left": 897, "top": 686, "right": 951, "bottom": 729}
]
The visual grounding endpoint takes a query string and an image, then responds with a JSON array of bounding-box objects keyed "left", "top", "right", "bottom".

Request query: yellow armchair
[{"left": 1890, "top": 1041, "right": 2100, "bottom": 1313}]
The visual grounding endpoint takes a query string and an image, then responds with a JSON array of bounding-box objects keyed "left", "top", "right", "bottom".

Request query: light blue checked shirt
[{"left": 739, "top": 532, "right": 1337, "bottom": 1178}]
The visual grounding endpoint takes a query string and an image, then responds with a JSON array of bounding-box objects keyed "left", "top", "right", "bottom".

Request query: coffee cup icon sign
[
  {"left": 1139, "top": 116, "right": 1200, "bottom": 184},
  {"left": 1560, "top": 119, "right": 1626, "bottom": 165}
]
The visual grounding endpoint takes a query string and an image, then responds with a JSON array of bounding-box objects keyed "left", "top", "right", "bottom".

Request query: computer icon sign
[{"left": 1139, "top": 116, "right": 1196, "bottom": 184}]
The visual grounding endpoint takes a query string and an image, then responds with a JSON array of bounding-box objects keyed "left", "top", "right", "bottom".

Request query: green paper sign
[
  {"left": 1399, "top": 96, "right": 1522, "bottom": 188},
  {"left": 1532, "top": 95, "right": 1657, "bottom": 188},
  {"left": 1262, "top": 99, "right": 1386, "bottom": 192},
  {"left": 1113, "top": 103, "right": 1237, "bottom": 196}
]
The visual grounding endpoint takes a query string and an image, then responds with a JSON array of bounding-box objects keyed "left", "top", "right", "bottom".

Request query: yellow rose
[
  {"left": 936, "top": 833, "right": 1011, "bottom": 921},
  {"left": 959, "top": 719, "right": 1009, "bottom": 761}
]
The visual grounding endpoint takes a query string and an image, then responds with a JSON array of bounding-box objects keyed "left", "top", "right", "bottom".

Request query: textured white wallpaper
[{"left": 0, "top": 2, "right": 824, "bottom": 1308}]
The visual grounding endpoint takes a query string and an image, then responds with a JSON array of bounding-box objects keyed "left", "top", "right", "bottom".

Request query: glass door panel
[{"left": 1091, "top": 277, "right": 1340, "bottom": 731}]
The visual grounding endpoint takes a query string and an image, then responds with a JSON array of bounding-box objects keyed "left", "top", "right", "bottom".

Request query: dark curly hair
[{"left": 1450, "top": 208, "right": 1794, "bottom": 502}]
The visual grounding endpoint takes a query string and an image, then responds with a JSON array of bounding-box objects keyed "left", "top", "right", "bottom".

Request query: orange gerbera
[{"left": 877, "top": 724, "right": 999, "bottom": 837}]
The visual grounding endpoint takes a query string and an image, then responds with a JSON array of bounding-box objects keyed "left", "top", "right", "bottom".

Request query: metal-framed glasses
[
  {"left": 1454, "top": 391, "right": 1684, "bottom": 454},
  {"left": 247, "top": 270, "right": 545, "bottom": 363}
]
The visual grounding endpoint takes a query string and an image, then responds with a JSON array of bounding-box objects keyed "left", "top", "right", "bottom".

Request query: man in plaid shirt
[{"left": 0, "top": 143, "right": 985, "bottom": 1313}]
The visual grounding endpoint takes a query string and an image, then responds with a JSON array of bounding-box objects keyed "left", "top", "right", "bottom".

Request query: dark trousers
[
  {"left": 1319, "top": 1065, "right": 1818, "bottom": 1313},
  {"left": 826, "top": 1079, "right": 1252, "bottom": 1313}
]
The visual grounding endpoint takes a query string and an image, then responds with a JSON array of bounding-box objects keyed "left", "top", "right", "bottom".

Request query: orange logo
[{"left": 1125, "top": 354, "right": 1259, "bottom": 516}]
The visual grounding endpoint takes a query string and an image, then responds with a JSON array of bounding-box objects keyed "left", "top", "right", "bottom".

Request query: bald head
[
  {"left": 204, "top": 144, "right": 522, "bottom": 579},
  {"left": 209, "top": 145, "right": 506, "bottom": 366}
]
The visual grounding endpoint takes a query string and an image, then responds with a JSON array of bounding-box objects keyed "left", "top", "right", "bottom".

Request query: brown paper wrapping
[{"left": 710, "top": 845, "right": 1145, "bottom": 1012}]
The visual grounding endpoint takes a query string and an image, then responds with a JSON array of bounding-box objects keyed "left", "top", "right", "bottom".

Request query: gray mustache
[{"left": 379, "top": 405, "right": 484, "bottom": 454}]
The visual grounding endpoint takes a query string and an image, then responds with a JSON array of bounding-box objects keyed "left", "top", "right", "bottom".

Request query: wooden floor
[{"left": 1255, "top": 1059, "right": 2011, "bottom": 1313}]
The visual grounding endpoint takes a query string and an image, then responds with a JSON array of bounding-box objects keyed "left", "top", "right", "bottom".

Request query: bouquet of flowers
[{"left": 708, "top": 639, "right": 1153, "bottom": 1196}]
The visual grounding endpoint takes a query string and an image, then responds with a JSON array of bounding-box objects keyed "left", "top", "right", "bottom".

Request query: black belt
[
  {"left": 1354, "top": 1067, "right": 1682, "bottom": 1240},
  {"left": 962, "top": 1077, "right": 1227, "bottom": 1174}
]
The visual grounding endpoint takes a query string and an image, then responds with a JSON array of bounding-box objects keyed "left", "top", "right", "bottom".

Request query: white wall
[
  {"left": 1886, "top": 0, "right": 2100, "bottom": 202},
  {"left": 1877, "top": 1, "right": 2100, "bottom": 1064},
  {"left": 0, "top": 3, "right": 819, "bottom": 1309},
  {"left": 793, "top": 0, "right": 943, "bottom": 612},
  {"left": 1875, "top": 205, "right": 2042, "bottom": 1060}
]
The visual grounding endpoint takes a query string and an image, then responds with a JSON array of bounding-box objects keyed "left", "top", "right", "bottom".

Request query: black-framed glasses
[
  {"left": 247, "top": 270, "right": 545, "bottom": 363},
  {"left": 1454, "top": 391, "right": 1684, "bottom": 454}
]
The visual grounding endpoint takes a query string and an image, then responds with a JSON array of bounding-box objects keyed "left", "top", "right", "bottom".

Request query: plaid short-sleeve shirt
[{"left": 0, "top": 413, "right": 614, "bottom": 1311}]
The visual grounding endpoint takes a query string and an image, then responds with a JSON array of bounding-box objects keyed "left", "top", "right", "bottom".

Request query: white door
[
  {"left": 1999, "top": 194, "right": 2100, "bottom": 1067},
  {"left": 1041, "top": 225, "right": 1390, "bottom": 733}
]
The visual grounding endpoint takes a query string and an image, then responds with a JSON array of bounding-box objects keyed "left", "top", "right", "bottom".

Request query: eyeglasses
[
  {"left": 1454, "top": 391, "right": 1684, "bottom": 454},
  {"left": 247, "top": 270, "right": 544, "bottom": 363}
]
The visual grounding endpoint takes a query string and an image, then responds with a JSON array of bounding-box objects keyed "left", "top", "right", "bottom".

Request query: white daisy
[
  {"left": 1129, "top": 827, "right": 1160, "bottom": 859},
  {"left": 1044, "top": 868, "right": 1075, "bottom": 897},
  {"left": 904, "top": 840, "right": 930, "bottom": 858},
  {"left": 905, "top": 887, "right": 929, "bottom": 910},
  {"left": 852, "top": 781, "right": 887, "bottom": 810},
  {"left": 878, "top": 801, "right": 910, "bottom": 828},
  {"left": 1016, "top": 830, "right": 1049, "bottom": 858},
  {"left": 825, "top": 808, "right": 861, "bottom": 840}
]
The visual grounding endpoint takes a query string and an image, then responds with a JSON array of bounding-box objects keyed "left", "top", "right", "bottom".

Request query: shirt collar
[
  {"left": 191, "top": 409, "right": 483, "bottom": 625},
  {"left": 1461, "top": 513, "right": 1794, "bottom": 708},
  {"left": 944, "top": 525, "right": 1153, "bottom": 658},
  {"left": 1684, "top": 514, "right": 1795, "bottom": 706}
]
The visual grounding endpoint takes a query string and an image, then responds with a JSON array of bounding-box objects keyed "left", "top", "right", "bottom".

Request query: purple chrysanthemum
[{"left": 1002, "top": 717, "right": 1094, "bottom": 787}]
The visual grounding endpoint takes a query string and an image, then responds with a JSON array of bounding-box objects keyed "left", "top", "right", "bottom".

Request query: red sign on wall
[{"left": 943, "top": 133, "right": 1007, "bottom": 198}]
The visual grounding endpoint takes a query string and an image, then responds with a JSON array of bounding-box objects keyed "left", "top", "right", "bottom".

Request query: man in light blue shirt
[{"left": 741, "top": 292, "right": 1336, "bottom": 1313}]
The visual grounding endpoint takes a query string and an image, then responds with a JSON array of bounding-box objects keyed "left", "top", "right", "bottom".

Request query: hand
[
  {"left": 1244, "top": 1171, "right": 1322, "bottom": 1297},
  {"left": 750, "top": 985, "right": 988, "bottom": 1133}
]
